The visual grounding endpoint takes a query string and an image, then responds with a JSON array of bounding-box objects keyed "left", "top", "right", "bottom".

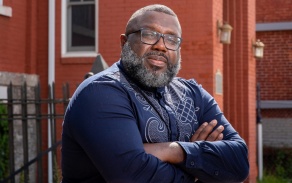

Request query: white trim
[
  {"left": 61, "top": 0, "right": 98, "bottom": 57},
  {"left": 95, "top": 0, "right": 99, "bottom": 54},
  {"left": 62, "top": 51, "right": 98, "bottom": 58},
  {"left": 0, "top": 5, "right": 12, "bottom": 17},
  {"left": 256, "top": 22, "right": 292, "bottom": 31},
  {"left": 48, "top": 0, "right": 55, "bottom": 85},
  {"left": 61, "top": 0, "right": 66, "bottom": 56},
  {"left": 48, "top": 0, "right": 55, "bottom": 182}
]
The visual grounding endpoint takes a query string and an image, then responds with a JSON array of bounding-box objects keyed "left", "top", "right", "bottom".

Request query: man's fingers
[
  {"left": 190, "top": 120, "right": 225, "bottom": 142},
  {"left": 191, "top": 120, "right": 218, "bottom": 141},
  {"left": 197, "top": 120, "right": 218, "bottom": 140},
  {"left": 190, "top": 122, "right": 208, "bottom": 141},
  {"left": 216, "top": 133, "right": 224, "bottom": 140},
  {"left": 206, "top": 125, "right": 224, "bottom": 141}
]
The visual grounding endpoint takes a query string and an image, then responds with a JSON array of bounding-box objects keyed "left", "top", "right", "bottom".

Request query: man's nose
[{"left": 151, "top": 36, "right": 167, "bottom": 52}]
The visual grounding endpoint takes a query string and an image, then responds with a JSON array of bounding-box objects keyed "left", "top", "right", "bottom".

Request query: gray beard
[{"left": 121, "top": 42, "right": 181, "bottom": 88}]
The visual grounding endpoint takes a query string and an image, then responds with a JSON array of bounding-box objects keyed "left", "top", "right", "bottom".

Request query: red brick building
[
  {"left": 256, "top": 0, "right": 292, "bottom": 148},
  {"left": 0, "top": 0, "right": 264, "bottom": 182}
]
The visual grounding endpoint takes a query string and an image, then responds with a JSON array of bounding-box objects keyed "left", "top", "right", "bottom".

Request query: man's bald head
[{"left": 125, "top": 4, "right": 178, "bottom": 35}]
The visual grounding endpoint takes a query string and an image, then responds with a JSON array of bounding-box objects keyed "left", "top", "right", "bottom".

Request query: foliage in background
[
  {"left": 258, "top": 172, "right": 291, "bottom": 183},
  {"left": 53, "top": 155, "right": 62, "bottom": 183},
  {"left": 261, "top": 147, "right": 292, "bottom": 182},
  {"left": 0, "top": 103, "right": 9, "bottom": 180},
  {"left": 19, "top": 166, "right": 25, "bottom": 183}
]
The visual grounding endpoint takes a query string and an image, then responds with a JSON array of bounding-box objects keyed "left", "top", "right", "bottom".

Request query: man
[{"left": 61, "top": 4, "right": 249, "bottom": 183}]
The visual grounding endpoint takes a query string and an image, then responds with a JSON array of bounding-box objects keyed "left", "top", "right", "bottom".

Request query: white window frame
[
  {"left": 0, "top": 0, "right": 12, "bottom": 17},
  {"left": 62, "top": 0, "right": 98, "bottom": 57}
]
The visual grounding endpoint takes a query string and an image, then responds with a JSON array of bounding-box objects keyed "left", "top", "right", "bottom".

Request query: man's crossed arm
[
  {"left": 144, "top": 119, "right": 223, "bottom": 163},
  {"left": 143, "top": 119, "right": 249, "bottom": 183}
]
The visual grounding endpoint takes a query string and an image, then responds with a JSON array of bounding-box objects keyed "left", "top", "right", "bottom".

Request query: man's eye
[
  {"left": 166, "top": 36, "right": 179, "bottom": 45},
  {"left": 143, "top": 32, "right": 157, "bottom": 39}
]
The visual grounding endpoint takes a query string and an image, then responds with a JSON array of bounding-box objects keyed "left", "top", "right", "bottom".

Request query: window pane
[{"left": 71, "top": 4, "right": 95, "bottom": 47}]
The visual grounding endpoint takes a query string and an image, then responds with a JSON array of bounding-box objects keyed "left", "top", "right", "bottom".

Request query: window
[
  {"left": 63, "top": 0, "right": 97, "bottom": 56},
  {"left": 0, "top": 0, "right": 12, "bottom": 17}
]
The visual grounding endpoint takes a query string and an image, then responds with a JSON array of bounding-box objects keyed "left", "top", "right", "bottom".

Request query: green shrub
[
  {"left": 263, "top": 147, "right": 292, "bottom": 180},
  {"left": 0, "top": 103, "right": 9, "bottom": 180},
  {"left": 258, "top": 173, "right": 290, "bottom": 183}
]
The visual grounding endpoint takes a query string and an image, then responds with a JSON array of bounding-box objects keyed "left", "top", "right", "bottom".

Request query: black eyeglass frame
[{"left": 126, "top": 28, "right": 183, "bottom": 51}]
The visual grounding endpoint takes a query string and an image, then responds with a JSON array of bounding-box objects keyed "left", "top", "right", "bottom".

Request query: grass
[{"left": 258, "top": 174, "right": 292, "bottom": 183}]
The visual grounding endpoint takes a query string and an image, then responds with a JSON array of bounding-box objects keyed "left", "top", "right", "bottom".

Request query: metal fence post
[
  {"left": 7, "top": 83, "right": 15, "bottom": 183},
  {"left": 35, "top": 82, "right": 43, "bottom": 182},
  {"left": 21, "top": 82, "right": 29, "bottom": 183}
]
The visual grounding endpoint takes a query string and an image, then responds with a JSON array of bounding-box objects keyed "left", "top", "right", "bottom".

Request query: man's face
[{"left": 121, "top": 11, "right": 182, "bottom": 88}]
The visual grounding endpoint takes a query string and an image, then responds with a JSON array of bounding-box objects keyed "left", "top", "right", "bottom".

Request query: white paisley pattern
[{"left": 109, "top": 71, "right": 198, "bottom": 142}]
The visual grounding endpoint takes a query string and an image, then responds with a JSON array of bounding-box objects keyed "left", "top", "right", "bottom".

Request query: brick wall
[
  {"left": 256, "top": 31, "right": 292, "bottom": 100},
  {"left": 0, "top": 1, "right": 50, "bottom": 181},
  {"left": 256, "top": 0, "right": 292, "bottom": 102},
  {"left": 222, "top": 0, "right": 257, "bottom": 181},
  {"left": 256, "top": 0, "right": 292, "bottom": 22},
  {"left": 0, "top": 0, "right": 28, "bottom": 72},
  {"left": 256, "top": 0, "right": 292, "bottom": 157}
]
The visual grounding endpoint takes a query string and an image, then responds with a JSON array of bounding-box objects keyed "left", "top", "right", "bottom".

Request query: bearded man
[{"left": 61, "top": 4, "right": 249, "bottom": 183}]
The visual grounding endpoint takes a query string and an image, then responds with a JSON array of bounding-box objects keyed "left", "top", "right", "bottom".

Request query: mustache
[{"left": 143, "top": 51, "right": 168, "bottom": 62}]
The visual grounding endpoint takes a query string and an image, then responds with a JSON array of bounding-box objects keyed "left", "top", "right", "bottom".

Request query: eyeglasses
[{"left": 126, "top": 28, "right": 182, "bottom": 51}]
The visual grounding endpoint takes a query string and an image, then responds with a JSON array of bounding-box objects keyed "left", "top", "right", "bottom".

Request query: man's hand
[
  {"left": 144, "top": 119, "right": 224, "bottom": 164},
  {"left": 191, "top": 119, "right": 224, "bottom": 141}
]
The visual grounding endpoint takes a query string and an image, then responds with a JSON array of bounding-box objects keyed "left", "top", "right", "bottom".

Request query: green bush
[
  {"left": 0, "top": 103, "right": 9, "bottom": 180},
  {"left": 263, "top": 147, "right": 292, "bottom": 180},
  {"left": 258, "top": 173, "right": 290, "bottom": 183}
]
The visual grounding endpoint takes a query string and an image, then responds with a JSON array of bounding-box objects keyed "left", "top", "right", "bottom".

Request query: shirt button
[
  {"left": 190, "top": 161, "right": 195, "bottom": 166},
  {"left": 214, "top": 170, "right": 219, "bottom": 176}
]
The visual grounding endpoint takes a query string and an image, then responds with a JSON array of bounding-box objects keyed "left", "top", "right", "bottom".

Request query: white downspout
[{"left": 48, "top": 0, "right": 55, "bottom": 182}]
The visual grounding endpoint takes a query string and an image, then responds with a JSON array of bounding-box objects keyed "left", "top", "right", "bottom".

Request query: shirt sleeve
[
  {"left": 176, "top": 80, "right": 249, "bottom": 183},
  {"left": 63, "top": 79, "right": 194, "bottom": 183}
]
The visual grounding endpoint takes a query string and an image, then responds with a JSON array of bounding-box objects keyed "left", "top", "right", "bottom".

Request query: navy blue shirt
[{"left": 61, "top": 61, "right": 249, "bottom": 183}]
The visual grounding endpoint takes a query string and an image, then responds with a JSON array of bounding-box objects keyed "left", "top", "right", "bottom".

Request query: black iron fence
[{"left": 0, "top": 82, "right": 70, "bottom": 183}]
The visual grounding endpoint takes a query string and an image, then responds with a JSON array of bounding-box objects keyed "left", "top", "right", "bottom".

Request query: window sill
[
  {"left": 62, "top": 51, "right": 98, "bottom": 58},
  {"left": 0, "top": 5, "right": 12, "bottom": 17}
]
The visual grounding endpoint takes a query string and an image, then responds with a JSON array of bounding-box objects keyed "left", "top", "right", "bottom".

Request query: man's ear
[{"left": 120, "top": 34, "right": 127, "bottom": 47}]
